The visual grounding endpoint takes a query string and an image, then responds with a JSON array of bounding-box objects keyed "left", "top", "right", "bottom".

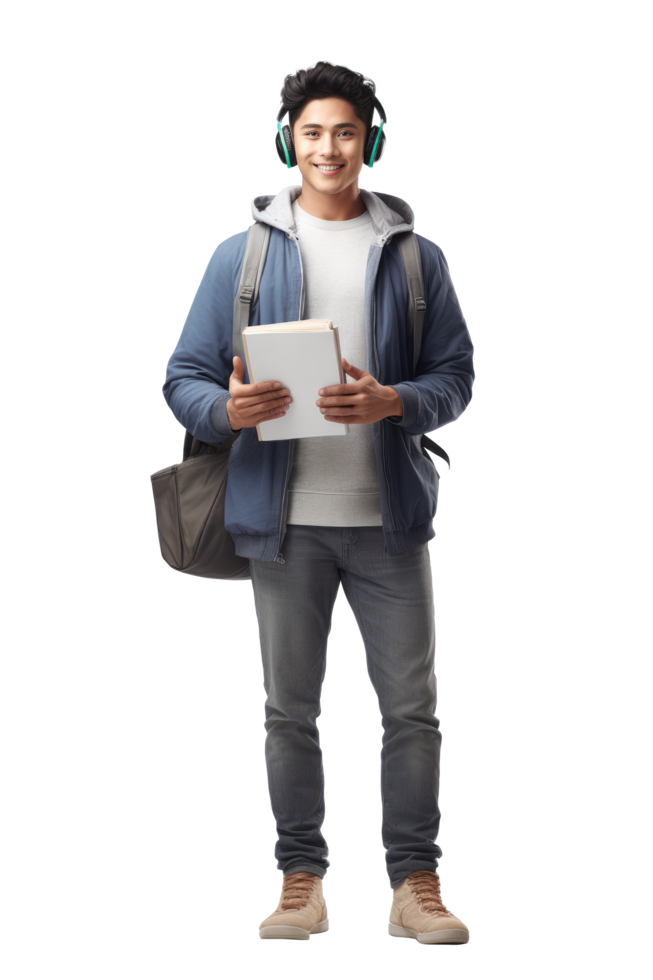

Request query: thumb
[
  {"left": 342, "top": 357, "right": 365, "bottom": 378},
  {"left": 231, "top": 355, "right": 245, "bottom": 384}
]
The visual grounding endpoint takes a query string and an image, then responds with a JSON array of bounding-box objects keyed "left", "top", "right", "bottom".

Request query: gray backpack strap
[
  {"left": 396, "top": 231, "right": 451, "bottom": 469},
  {"left": 396, "top": 231, "right": 426, "bottom": 375},
  {"left": 232, "top": 223, "right": 271, "bottom": 363}
]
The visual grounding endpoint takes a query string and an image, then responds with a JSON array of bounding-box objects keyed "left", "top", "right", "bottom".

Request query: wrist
[
  {"left": 225, "top": 397, "right": 241, "bottom": 432},
  {"left": 385, "top": 386, "right": 403, "bottom": 419}
]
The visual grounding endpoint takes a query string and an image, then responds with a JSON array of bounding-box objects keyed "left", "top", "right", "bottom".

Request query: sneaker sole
[
  {"left": 259, "top": 918, "right": 329, "bottom": 940},
  {"left": 385, "top": 922, "right": 472, "bottom": 946}
]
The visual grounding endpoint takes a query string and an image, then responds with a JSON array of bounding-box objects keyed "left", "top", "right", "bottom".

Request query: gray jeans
[{"left": 249, "top": 524, "right": 442, "bottom": 889}]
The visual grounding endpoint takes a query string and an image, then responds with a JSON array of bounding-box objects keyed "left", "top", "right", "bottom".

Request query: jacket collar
[{"left": 251, "top": 185, "right": 414, "bottom": 245}]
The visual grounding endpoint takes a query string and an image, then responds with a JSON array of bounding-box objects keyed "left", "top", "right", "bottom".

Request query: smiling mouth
[{"left": 314, "top": 164, "right": 345, "bottom": 173}]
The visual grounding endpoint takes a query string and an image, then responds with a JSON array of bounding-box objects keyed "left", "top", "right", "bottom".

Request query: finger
[
  {"left": 231, "top": 356, "right": 246, "bottom": 383},
  {"left": 319, "top": 405, "right": 360, "bottom": 416},
  {"left": 318, "top": 383, "right": 356, "bottom": 397},
  {"left": 319, "top": 392, "right": 358, "bottom": 409},
  {"left": 238, "top": 387, "right": 290, "bottom": 404},
  {"left": 248, "top": 392, "right": 292, "bottom": 410},
  {"left": 242, "top": 379, "right": 286, "bottom": 395},
  {"left": 323, "top": 414, "right": 364, "bottom": 424},
  {"left": 341, "top": 357, "right": 367, "bottom": 381}
]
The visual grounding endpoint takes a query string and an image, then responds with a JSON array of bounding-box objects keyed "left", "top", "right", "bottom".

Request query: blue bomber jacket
[{"left": 163, "top": 185, "right": 474, "bottom": 562}]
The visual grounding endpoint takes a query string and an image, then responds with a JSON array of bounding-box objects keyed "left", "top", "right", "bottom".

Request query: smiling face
[{"left": 292, "top": 97, "right": 367, "bottom": 197}]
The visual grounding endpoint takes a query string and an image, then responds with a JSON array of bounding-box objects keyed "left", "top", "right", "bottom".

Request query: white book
[{"left": 242, "top": 319, "right": 351, "bottom": 442}]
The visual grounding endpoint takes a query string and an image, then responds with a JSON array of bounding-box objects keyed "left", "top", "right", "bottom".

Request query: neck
[{"left": 296, "top": 181, "right": 366, "bottom": 221}]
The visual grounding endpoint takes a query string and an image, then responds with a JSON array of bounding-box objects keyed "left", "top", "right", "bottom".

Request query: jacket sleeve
[
  {"left": 162, "top": 232, "right": 247, "bottom": 444},
  {"left": 387, "top": 237, "right": 474, "bottom": 435}
]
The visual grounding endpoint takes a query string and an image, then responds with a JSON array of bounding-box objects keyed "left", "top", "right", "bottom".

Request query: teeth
[{"left": 317, "top": 165, "right": 342, "bottom": 171}]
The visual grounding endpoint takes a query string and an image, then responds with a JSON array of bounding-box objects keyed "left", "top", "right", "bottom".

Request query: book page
[{"left": 244, "top": 319, "right": 332, "bottom": 334}]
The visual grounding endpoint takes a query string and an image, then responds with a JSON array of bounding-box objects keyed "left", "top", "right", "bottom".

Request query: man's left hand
[{"left": 316, "top": 358, "right": 403, "bottom": 424}]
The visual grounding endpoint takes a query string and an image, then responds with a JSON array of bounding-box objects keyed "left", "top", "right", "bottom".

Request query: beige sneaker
[
  {"left": 259, "top": 872, "right": 329, "bottom": 940},
  {"left": 389, "top": 870, "right": 469, "bottom": 944}
]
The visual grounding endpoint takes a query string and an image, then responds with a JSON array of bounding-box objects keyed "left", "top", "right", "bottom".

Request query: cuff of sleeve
[
  {"left": 210, "top": 392, "right": 236, "bottom": 440},
  {"left": 387, "top": 384, "right": 417, "bottom": 427}
]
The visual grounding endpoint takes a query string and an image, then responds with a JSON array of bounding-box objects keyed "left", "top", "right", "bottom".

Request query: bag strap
[
  {"left": 395, "top": 231, "right": 450, "bottom": 469},
  {"left": 232, "top": 222, "right": 271, "bottom": 364},
  {"left": 396, "top": 231, "right": 427, "bottom": 375}
]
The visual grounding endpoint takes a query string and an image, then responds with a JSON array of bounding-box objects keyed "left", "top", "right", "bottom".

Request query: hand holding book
[
  {"left": 226, "top": 352, "right": 403, "bottom": 432},
  {"left": 225, "top": 356, "right": 292, "bottom": 432},
  {"left": 316, "top": 357, "right": 404, "bottom": 425}
]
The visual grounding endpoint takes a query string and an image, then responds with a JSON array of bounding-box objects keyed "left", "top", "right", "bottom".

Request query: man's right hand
[{"left": 225, "top": 356, "right": 292, "bottom": 431}]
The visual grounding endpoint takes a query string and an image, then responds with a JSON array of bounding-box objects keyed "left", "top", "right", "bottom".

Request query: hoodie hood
[{"left": 251, "top": 185, "right": 414, "bottom": 245}]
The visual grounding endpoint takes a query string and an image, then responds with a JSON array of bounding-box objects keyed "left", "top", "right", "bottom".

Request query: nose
[{"left": 318, "top": 133, "right": 339, "bottom": 158}]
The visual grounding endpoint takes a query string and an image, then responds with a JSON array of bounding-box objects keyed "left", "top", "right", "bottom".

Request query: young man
[{"left": 163, "top": 62, "right": 474, "bottom": 944}]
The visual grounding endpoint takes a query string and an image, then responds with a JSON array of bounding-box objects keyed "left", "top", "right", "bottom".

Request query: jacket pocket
[{"left": 404, "top": 436, "right": 438, "bottom": 520}]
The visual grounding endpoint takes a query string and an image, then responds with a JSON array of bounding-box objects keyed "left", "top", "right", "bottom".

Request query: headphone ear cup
[
  {"left": 275, "top": 124, "right": 297, "bottom": 167},
  {"left": 363, "top": 126, "right": 379, "bottom": 167},
  {"left": 374, "top": 132, "right": 388, "bottom": 163},
  {"left": 364, "top": 126, "right": 386, "bottom": 166}
]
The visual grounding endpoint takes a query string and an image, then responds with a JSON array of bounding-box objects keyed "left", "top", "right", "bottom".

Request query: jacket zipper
[
  {"left": 275, "top": 233, "right": 303, "bottom": 558},
  {"left": 372, "top": 280, "right": 398, "bottom": 530}
]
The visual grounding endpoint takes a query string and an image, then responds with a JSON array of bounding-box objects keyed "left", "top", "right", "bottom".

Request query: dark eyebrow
[{"left": 299, "top": 121, "right": 360, "bottom": 130}]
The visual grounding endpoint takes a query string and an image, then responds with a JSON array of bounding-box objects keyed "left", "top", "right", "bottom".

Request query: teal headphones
[{"left": 275, "top": 96, "right": 387, "bottom": 169}]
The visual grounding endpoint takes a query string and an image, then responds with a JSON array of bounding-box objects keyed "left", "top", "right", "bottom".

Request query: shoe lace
[
  {"left": 280, "top": 872, "right": 318, "bottom": 911},
  {"left": 406, "top": 871, "right": 451, "bottom": 915}
]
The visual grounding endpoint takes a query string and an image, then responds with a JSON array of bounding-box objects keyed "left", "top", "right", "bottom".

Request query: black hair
[{"left": 280, "top": 61, "right": 376, "bottom": 136}]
